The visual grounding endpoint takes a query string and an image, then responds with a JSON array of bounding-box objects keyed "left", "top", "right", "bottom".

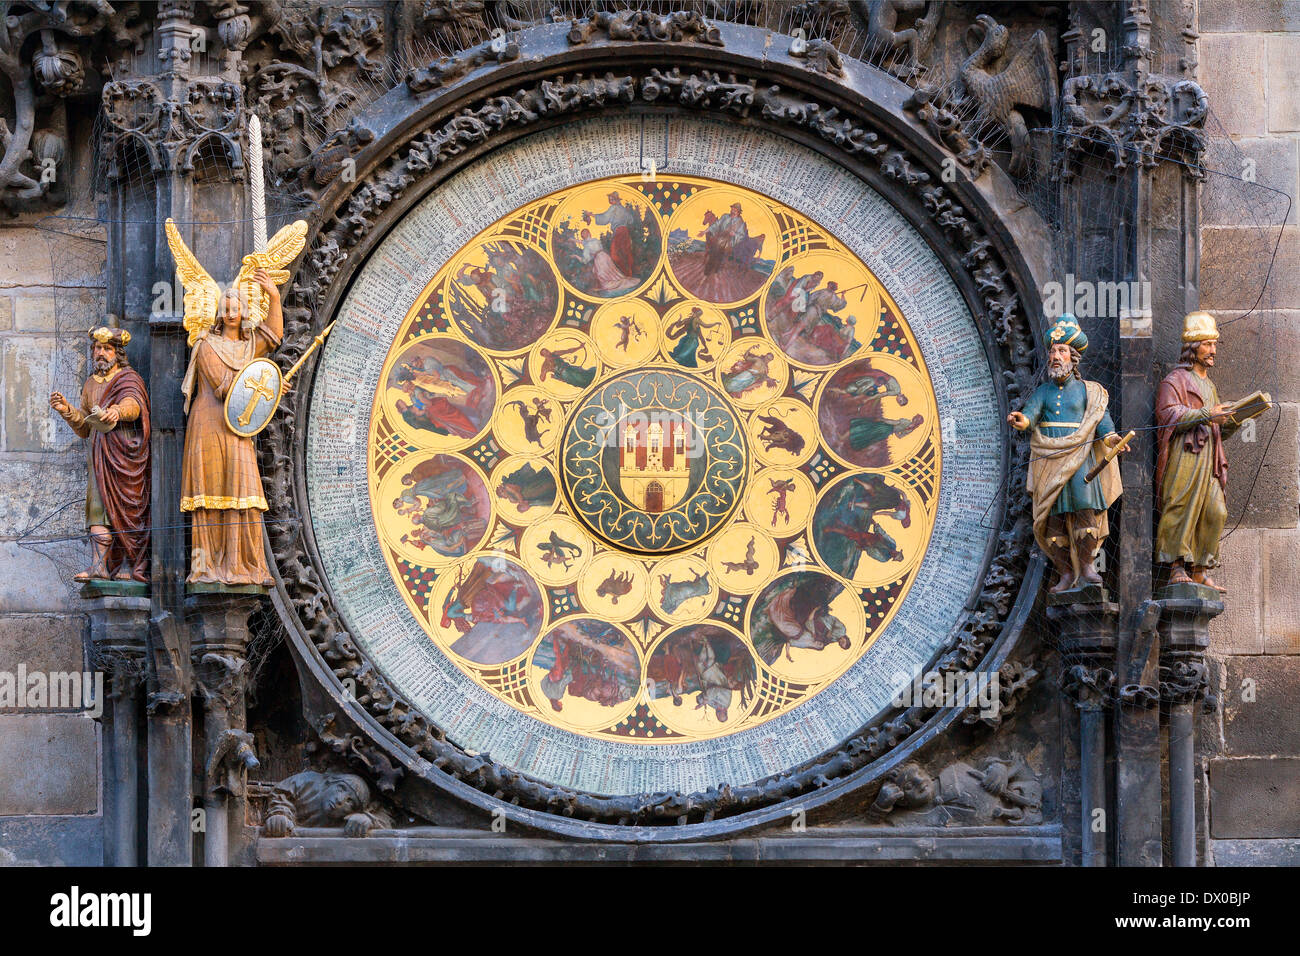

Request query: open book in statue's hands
[{"left": 1225, "top": 390, "right": 1273, "bottom": 426}]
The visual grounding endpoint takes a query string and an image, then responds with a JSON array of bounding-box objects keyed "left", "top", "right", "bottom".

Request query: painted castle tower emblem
[{"left": 618, "top": 411, "right": 692, "bottom": 513}]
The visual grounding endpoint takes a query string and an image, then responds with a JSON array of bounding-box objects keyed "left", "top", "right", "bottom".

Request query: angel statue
[{"left": 165, "top": 217, "right": 307, "bottom": 589}]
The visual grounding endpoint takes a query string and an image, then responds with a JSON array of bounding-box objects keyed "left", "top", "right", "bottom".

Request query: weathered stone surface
[
  {"left": 1224, "top": 656, "right": 1300, "bottom": 755},
  {"left": 0, "top": 296, "right": 11, "bottom": 331},
  {"left": 0, "top": 542, "right": 77, "bottom": 612},
  {"left": 1211, "top": 838, "right": 1300, "bottom": 866},
  {"left": 0, "top": 229, "right": 104, "bottom": 289},
  {"left": 1214, "top": 310, "right": 1300, "bottom": 403},
  {"left": 12, "top": 294, "right": 56, "bottom": 333},
  {"left": 1198, "top": 0, "right": 1300, "bottom": 33},
  {"left": 1201, "top": 227, "right": 1300, "bottom": 310},
  {"left": 1208, "top": 529, "right": 1264, "bottom": 654},
  {"left": 1224, "top": 400, "right": 1299, "bottom": 529},
  {"left": 0, "top": 455, "right": 82, "bottom": 535},
  {"left": 1264, "top": 527, "right": 1300, "bottom": 652},
  {"left": 1268, "top": 35, "right": 1300, "bottom": 131},
  {"left": 0, "top": 614, "right": 85, "bottom": 682},
  {"left": 1198, "top": 34, "right": 1269, "bottom": 136},
  {"left": 1201, "top": 137, "right": 1297, "bottom": 227},
  {"left": 1209, "top": 757, "right": 1300, "bottom": 838},
  {"left": 0, "top": 713, "right": 98, "bottom": 815},
  {"left": 2, "top": 336, "right": 61, "bottom": 451},
  {"left": 0, "top": 816, "right": 102, "bottom": 866}
]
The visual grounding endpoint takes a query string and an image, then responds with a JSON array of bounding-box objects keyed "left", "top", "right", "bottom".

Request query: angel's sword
[{"left": 248, "top": 112, "right": 267, "bottom": 253}]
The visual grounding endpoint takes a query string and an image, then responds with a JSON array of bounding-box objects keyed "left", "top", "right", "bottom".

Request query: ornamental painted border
[{"left": 259, "top": 28, "right": 1045, "bottom": 838}]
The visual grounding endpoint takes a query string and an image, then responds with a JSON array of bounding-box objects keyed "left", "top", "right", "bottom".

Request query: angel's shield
[{"left": 223, "top": 358, "right": 283, "bottom": 438}]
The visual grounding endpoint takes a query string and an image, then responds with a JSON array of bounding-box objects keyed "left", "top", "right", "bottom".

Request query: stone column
[
  {"left": 1047, "top": 592, "right": 1119, "bottom": 867},
  {"left": 85, "top": 595, "right": 150, "bottom": 867},
  {"left": 188, "top": 593, "right": 261, "bottom": 868},
  {"left": 1156, "top": 582, "right": 1222, "bottom": 867}
]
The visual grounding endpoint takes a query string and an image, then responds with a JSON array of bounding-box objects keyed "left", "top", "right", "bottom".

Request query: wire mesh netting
[{"left": 7, "top": 4, "right": 1292, "bottom": 724}]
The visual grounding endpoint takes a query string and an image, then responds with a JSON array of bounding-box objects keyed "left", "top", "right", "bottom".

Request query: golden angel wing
[
  {"left": 163, "top": 218, "right": 221, "bottom": 347},
  {"left": 234, "top": 219, "right": 308, "bottom": 330}
]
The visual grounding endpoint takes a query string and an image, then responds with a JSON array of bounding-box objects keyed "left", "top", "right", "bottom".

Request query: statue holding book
[{"left": 1156, "top": 311, "right": 1271, "bottom": 592}]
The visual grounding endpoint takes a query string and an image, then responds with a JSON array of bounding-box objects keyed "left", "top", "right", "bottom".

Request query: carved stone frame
[{"left": 259, "top": 22, "right": 1050, "bottom": 840}]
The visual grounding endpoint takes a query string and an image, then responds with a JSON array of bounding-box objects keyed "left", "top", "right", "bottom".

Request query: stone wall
[
  {"left": 0, "top": 118, "right": 106, "bottom": 865},
  {"left": 1196, "top": 0, "right": 1300, "bottom": 865}
]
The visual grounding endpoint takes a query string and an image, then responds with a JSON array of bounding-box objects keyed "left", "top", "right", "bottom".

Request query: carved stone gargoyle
[
  {"left": 262, "top": 771, "right": 393, "bottom": 838},
  {"left": 867, "top": 755, "right": 1043, "bottom": 826},
  {"left": 206, "top": 729, "right": 260, "bottom": 797}
]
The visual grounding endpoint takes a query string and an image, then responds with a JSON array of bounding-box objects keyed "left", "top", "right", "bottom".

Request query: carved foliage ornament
[{"left": 264, "top": 66, "right": 1038, "bottom": 826}]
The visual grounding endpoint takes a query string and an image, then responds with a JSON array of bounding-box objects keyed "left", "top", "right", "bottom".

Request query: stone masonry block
[
  {"left": 1198, "top": 0, "right": 1300, "bottom": 33},
  {"left": 1269, "top": 35, "right": 1300, "bottom": 131},
  {"left": 1198, "top": 34, "right": 1268, "bottom": 136},
  {"left": 1213, "top": 310, "right": 1300, "bottom": 403},
  {"left": 0, "top": 713, "right": 99, "bottom": 815},
  {"left": 0, "top": 615, "right": 85, "bottom": 679},
  {"left": 1201, "top": 136, "right": 1297, "bottom": 227},
  {"left": 1208, "top": 529, "right": 1264, "bottom": 654},
  {"left": 1209, "top": 757, "right": 1300, "bottom": 838},
  {"left": 1224, "top": 656, "right": 1300, "bottom": 756},
  {"left": 1224, "top": 401, "right": 1299, "bottom": 530},
  {"left": 1264, "top": 527, "right": 1300, "bottom": 652},
  {"left": 1200, "top": 227, "right": 1300, "bottom": 311}
]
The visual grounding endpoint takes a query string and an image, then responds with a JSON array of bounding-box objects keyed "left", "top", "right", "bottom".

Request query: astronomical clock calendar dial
[{"left": 307, "top": 118, "right": 1002, "bottom": 796}]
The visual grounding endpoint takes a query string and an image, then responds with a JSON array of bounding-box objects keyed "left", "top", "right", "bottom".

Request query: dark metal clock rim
[
  {"left": 558, "top": 363, "right": 749, "bottom": 556},
  {"left": 263, "top": 21, "right": 1044, "bottom": 838}
]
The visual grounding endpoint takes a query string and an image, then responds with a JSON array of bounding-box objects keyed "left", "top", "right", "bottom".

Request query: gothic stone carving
[
  {"left": 263, "top": 60, "right": 1040, "bottom": 827},
  {"left": 567, "top": 10, "right": 724, "bottom": 47},
  {"left": 262, "top": 771, "right": 393, "bottom": 838},
  {"left": 867, "top": 755, "right": 1043, "bottom": 826}
]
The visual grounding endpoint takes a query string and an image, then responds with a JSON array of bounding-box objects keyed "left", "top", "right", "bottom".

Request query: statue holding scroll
[
  {"left": 1008, "top": 315, "right": 1126, "bottom": 593},
  {"left": 165, "top": 218, "right": 306, "bottom": 588},
  {"left": 49, "top": 325, "right": 151, "bottom": 583},
  {"left": 1156, "top": 311, "right": 1270, "bottom": 592}
]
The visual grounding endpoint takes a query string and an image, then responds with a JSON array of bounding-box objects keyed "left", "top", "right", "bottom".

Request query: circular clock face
[{"left": 307, "top": 117, "right": 1004, "bottom": 795}]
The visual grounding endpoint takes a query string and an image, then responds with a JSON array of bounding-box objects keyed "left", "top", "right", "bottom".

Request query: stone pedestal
[
  {"left": 1156, "top": 583, "right": 1224, "bottom": 868},
  {"left": 188, "top": 593, "right": 262, "bottom": 869},
  {"left": 1047, "top": 592, "right": 1118, "bottom": 867},
  {"left": 85, "top": 594, "right": 150, "bottom": 867}
]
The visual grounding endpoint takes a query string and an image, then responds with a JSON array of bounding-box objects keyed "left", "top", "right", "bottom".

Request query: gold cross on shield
[{"left": 238, "top": 366, "right": 278, "bottom": 427}]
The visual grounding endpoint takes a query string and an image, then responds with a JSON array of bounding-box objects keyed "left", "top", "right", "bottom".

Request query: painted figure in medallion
[
  {"left": 533, "top": 620, "right": 639, "bottom": 713},
  {"left": 749, "top": 573, "right": 851, "bottom": 666},
  {"left": 647, "top": 626, "right": 756, "bottom": 723},
  {"left": 441, "top": 556, "right": 540, "bottom": 664},
  {"left": 820, "top": 358, "right": 924, "bottom": 468},
  {"left": 666, "top": 305, "right": 724, "bottom": 368},
  {"left": 388, "top": 339, "right": 495, "bottom": 440},
  {"left": 49, "top": 325, "right": 151, "bottom": 583},
  {"left": 165, "top": 217, "right": 307, "bottom": 588},
  {"left": 1007, "top": 315, "right": 1124, "bottom": 593}
]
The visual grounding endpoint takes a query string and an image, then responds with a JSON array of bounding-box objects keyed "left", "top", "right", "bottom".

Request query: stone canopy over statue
[
  {"left": 165, "top": 218, "right": 307, "bottom": 589},
  {"left": 49, "top": 325, "right": 151, "bottom": 585},
  {"left": 1008, "top": 315, "right": 1125, "bottom": 594}
]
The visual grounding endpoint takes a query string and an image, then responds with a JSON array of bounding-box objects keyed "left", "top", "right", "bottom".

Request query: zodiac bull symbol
[
  {"left": 659, "top": 570, "right": 711, "bottom": 614},
  {"left": 596, "top": 569, "right": 634, "bottom": 604},
  {"left": 756, "top": 411, "right": 805, "bottom": 456}
]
